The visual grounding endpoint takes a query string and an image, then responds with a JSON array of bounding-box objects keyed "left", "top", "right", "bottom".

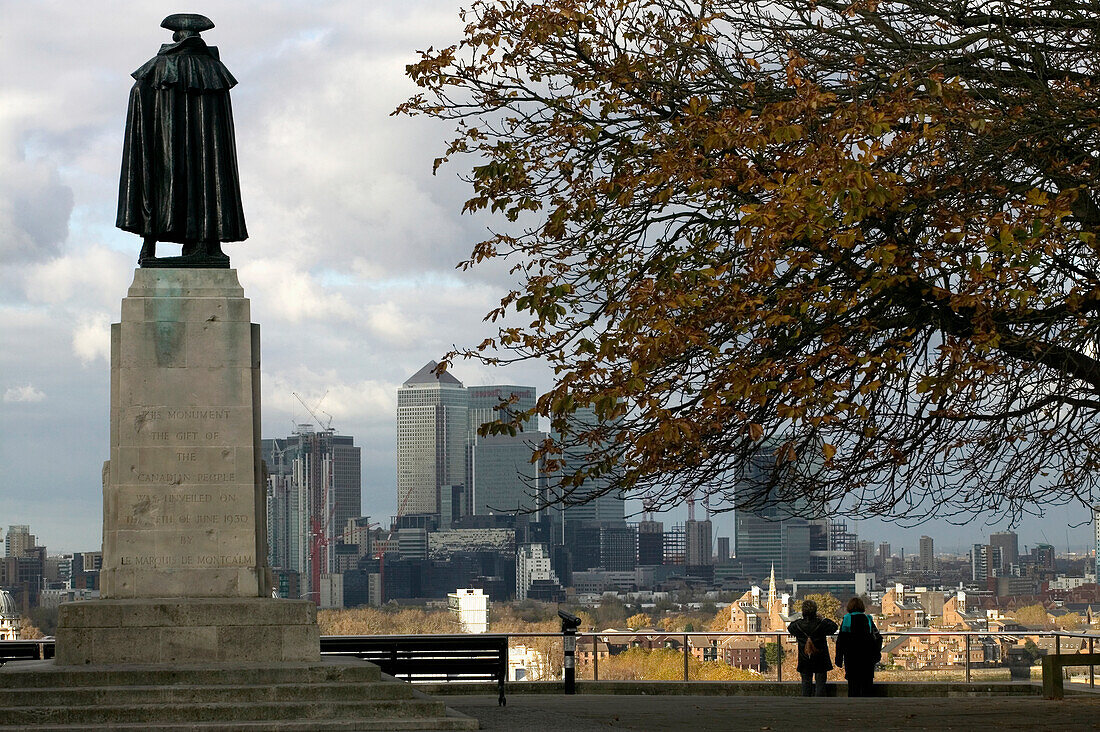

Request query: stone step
[
  {"left": 0, "top": 661, "right": 380, "bottom": 688},
  {"left": 1, "top": 699, "right": 455, "bottom": 727},
  {"left": 0, "top": 711, "right": 478, "bottom": 731},
  {"left": 0, "top": 680, "right": 421, "bottom": 706}
]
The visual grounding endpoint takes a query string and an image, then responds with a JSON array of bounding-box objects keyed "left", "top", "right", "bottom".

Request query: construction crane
[
  {"left": 289, "top": 389, "right": 336, "bottom": 605},
  {"left": 293, "top": 390, "right": 333, "bottom": 431},
  {"left": 309, "top": 493, "right": 337, "bottom": 606}
]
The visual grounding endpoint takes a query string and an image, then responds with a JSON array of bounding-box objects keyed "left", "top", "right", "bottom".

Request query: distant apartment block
[
  {"left": 919, "top": 535, "right": 934, "bottom": 573},
  {"left": 516, "top": 543, "right": 562, "bottom": 601},
  {"left": 4, "top": 525, "right": 33, "bottom": 558},
  {"left": 449, "top": 588, "right": 489, "bottom": 633}
]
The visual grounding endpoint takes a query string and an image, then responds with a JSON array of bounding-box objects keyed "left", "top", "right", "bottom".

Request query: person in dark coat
[
  {"left": 835, "top": 596, "right": 881, "bottom": 697},
  {"left": 788, "top": 599, "right": 838, "bottom": 696},
  {"left": 117, "top": 13, "right": 247, "bottom": 267}
]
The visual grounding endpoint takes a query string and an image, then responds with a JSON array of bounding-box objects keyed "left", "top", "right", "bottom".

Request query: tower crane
[{"left": 293, "top": 390, "right": 333, "bottom": 431}]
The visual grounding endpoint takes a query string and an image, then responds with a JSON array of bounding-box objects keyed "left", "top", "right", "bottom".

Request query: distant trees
[
  {"left": 318, "top": 606, "right": 456, "bottom": 635},
  {"left": 595, "top": 646, "right": 761, "bottom": 681},
  {"left": 404, "top": 0, "right": 1100, "bottom": 522}
]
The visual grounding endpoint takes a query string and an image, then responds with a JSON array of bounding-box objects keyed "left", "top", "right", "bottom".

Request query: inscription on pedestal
[{"left": 102, "top": 269, "right": 266, "bottom": 599}]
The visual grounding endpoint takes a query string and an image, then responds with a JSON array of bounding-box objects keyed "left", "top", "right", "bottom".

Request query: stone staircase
[{"left": 0, "top": 659, "right": 478, "bottom": 730}]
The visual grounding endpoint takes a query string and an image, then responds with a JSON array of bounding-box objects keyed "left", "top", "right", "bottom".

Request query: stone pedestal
[
  {"left": 55, "top": 598, "right": 319, "bottom": 665},
  {"left": 56, "top": 269, "right": 320, "bottom": 665}
]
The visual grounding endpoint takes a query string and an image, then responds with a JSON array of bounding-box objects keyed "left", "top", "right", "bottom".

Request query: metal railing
[
  {"left": 312, "top": 629, "right": 1100, "bottom": 687},
  {"left": 3, "top": 630, "right": 1094, "bottom": 688}
]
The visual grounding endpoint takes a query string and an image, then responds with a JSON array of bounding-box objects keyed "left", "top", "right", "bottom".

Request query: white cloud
[
  {"left": 265, "top": 369, "right": 398, "bottom": 425},
  {"left": 239, "top": 258, "right": 358, "bottom": 324},
  {"left": 23, "top": 246, "right": 132, "bottom": 308},
  {"left": 72, "top": 311, "right": 112, "bottom": 365},
  {"left": 3, "top": 384, "right": 46, "bottom": 403}
]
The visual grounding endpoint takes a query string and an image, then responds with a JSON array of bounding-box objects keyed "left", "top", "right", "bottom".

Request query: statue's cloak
[{"left": 116, "top": 36, "right": 247, "bottom": 243}]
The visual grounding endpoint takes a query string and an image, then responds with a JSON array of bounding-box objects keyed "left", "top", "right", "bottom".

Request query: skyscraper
[
  {"left": 716, "top": 536, "right": 730, "bottom": 562},
  {"left": 734, "top": 507, "right": 811, "bottom": 579},
  {"left": 262, "top": 425, "right": 361, "bottom": 599},
  {"left": 470, "top": 434, "right": 548, "bottom": 515},
  {"left": 685, "top": 518, "right": 713, "bottom": 567},
  {"left": 547, "top": 407, "right": 626, "bottom": 527},
  {"left": 397, "top": 361, "right": 469, "bottom": 516},
  {"left": 732, "top": 442, "right": 818, "bottom": 579},
  {"left": 466, "top": 385, "right": 536, "bottom": 437},
  {"left": 637, "top": 518, "right": 665, "bottom": 565},
  {"left": 989, "top": 531, "right": 1019, "bottom": 570},
  {"left": 919, "top": 535, "right": 934, "bottom": 573},
  {"left": 970, "top": 543, "right": 1003, "bottom": 582},
  {"left": 466, "top": 384, "right": 544, "bottom": 519},
  {"left": 397, "top": 362, "right": 545, "bottom": 525}
]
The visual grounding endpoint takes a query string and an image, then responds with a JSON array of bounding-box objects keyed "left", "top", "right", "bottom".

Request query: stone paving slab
[{"left": 448, "top": 694, "right": 1100, "bottom": 731}]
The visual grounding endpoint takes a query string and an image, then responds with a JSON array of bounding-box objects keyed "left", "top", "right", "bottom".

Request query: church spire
[{"left": 768, "top": 563, "right": 777, "bottom": 610}]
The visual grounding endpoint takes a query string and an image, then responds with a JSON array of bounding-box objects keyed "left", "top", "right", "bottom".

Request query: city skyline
[{"left": 1, "top": 1, "right": 1097, "bottom": 555}]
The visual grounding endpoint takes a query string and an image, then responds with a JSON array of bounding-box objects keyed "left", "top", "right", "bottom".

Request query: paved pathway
[{"left": 447, "top": 694, "right": 1100, "bottom": 731}]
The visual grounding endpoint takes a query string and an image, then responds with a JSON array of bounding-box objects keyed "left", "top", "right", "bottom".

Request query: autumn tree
[
  {"left": 626, "top": 612, "right": 653, "bottom": 628},
  {"left": 1054, "top": 612, "right": 1083, "bottom": 631},
  {"left": 403, "top": 0, "right": 1100, "bottom": 520},
  {"left": 1012, "top": 604, "right": 1052, "bottom": 629},
  {"left": 803, "top": 593, "right": 843, "bottom": 623},
  {"left": 17, "top": 620, "right": 44, "bottom": 640}
]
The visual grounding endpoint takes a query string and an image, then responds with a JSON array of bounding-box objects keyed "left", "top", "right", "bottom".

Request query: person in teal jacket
[{"left": 835, "top": 596, "right": 882, "bottom": 697}]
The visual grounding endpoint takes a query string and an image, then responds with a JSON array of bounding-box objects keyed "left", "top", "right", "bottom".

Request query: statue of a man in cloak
[{"left": 116, "top": 14, "right": 247, "bottom": 267}]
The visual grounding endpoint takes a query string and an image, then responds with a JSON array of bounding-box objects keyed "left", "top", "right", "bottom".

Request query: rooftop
[{"left": 403, "top": 360, "right": 464, "bottom": 387}]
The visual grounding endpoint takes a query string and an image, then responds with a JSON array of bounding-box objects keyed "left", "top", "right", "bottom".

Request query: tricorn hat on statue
[{"left": 161, "top": 13, "right": 215, "bottom": 33}]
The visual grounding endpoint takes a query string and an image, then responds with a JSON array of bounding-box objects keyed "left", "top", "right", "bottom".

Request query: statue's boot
[
  {"left": 203, "top": 240, "right": 230, "bottom": 266},
  {"left": 138, "top": 236, "right": 157, "bottom": 266}
]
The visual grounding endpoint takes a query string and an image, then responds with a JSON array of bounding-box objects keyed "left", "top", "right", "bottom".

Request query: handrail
[{"left": 314, "top": 630, "right": 1098, "bottom": 685}]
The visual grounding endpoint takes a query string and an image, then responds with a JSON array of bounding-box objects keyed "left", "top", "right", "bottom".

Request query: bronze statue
[{"left": 117, "top": 14, "right": 247, "bottom": 268}]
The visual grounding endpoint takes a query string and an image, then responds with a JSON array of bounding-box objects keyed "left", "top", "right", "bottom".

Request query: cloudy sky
[{"left": 0, "top": 0, "right": 1094, "bottom": 557}]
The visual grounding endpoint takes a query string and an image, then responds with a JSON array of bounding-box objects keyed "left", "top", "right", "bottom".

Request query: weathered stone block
[
  {"left": 56, "top": 599, "right": 320, "bottom": 665},
  {"left": 56, "top": 269, "right": 321, "bottom": 667}
]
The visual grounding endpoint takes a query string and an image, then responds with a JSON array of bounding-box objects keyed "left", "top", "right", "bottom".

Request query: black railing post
[
  {"left": 592, "top": 633, "right": 599, "bottom": 681},
  {"left": 563, "top": 629, "right": 576, "bottom": 693},
  {"left": 1090, "top": 637, "right": 1095, "bottom": 689},
  {"left": 776, "top": 632, "right": 783, "bottom": 683},
  {"left": 683, "top": 633, "right": 690, "bottom": 682},
  {"left": 964, "top": 633, "right": 971, "bottom": 684}
]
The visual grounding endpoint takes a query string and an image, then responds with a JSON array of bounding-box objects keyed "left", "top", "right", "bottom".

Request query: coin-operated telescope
[{"left": 559, "top": 609, "right": 582, "bottom": 693}]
